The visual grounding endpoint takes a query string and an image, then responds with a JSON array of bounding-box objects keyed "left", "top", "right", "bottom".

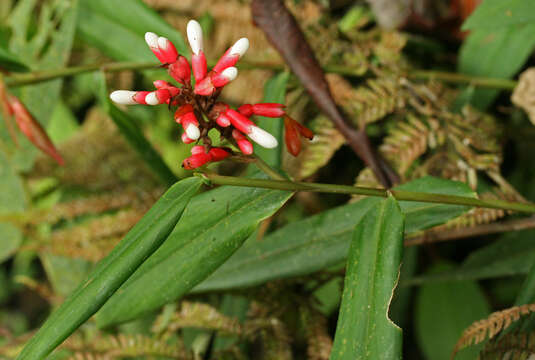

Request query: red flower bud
[
  {"left": 9, "top": 95, "right": 64, "bottom": 165},
  {"left": 168, "top": 56, "right": 191, "bottom": 84},
  {"left": 182, "top": 152, "right": 212, "bottom": 169}
]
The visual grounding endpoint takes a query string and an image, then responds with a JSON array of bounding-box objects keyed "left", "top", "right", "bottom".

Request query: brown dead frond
[
  {"left": 63, "top": 333, "right": 189, "bottom": 359},
  {"left": 478, "top": 331, "right": 535, "bottom": 359},
  {"left": 452, "top": 303, "right": 535, "bottom": 359}
]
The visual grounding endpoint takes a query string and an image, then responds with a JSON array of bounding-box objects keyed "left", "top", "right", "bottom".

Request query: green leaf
[
  {"left": 95, "top": 181, "right": 293, "bottom": 327},
  {"left": 196, "top": 177, "right": 473, "bottom": 292},
  {"left": 0, "top": 46, "right": 28, "bottom": 72},
  {"left": 404, "top": 229, "right": 535, "bottom": 285},
  {"left": 415, "top": 263, "right": 490, "bottom": 360},
  {"left": 253, "top": 72, "right": 290, "bottom": 168},
  {"left": 5, "top": 0, "right": 78, "bottom": 171},
  {"left": 77, "top": 2, "right": 152, "bottom": 61},
  {"left": 395, "top": 176, "right": 476, "bottom": 234},
  {"left": 94, "top": 72, "right": 178, "bottom": 186},
  {"left": 196, "top": 197, "right": 380, "bottom": 292},
  {"left": 0, "top": 223, "right": 22, "bottom": 264},
  {"left": 458, "top": 24, "right": 535, "bottom": 109},
  {"left": 81, "top": 0, "right": 188, "bottom": 55},
  {"left": 331, "top": 196, "right": 404, "bottom": 360},
  {"left": 77, "top": 0, "right": 188, "bottom": 62},
  {"left": 16, "top": 177, "right": 201, "bottom": 360},
  {"left": 462, "top": 0, "right": 535, "bottom": 30}
]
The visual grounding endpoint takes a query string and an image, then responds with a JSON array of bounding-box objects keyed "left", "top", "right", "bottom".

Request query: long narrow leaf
[
  {"left": 196, "top": 176, "right": 473, "bottom": 291},
  {"left": 17, "top": 177, "right": 202, "bottom": 360},
  {"left": 331, "top": 196, "right": 404, "bottom": 360},
  {"left": 95, "top": 181, "right": 293, "bottom": 327}
]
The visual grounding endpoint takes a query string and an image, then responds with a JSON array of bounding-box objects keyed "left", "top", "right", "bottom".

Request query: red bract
[
  {"left": 109, "top": 19, "right": 313, "bottom": 170},
  {"left": 284, "top": 115, "right": 313, "bottom": 156},
  {"left": 8, "top": 95, "right": 64, "bottom": 165}
]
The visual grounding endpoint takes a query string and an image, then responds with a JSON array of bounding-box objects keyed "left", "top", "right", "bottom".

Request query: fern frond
[
  {"left": 329, "top": 76, "right": 406, "bottom": 126},
  {"left": 47, "top": 209, "right": 143, "bottom": 262},
  {"left": 63, "top": 333, "right": 188, "bottom": 359},
  {"left": 30, "top": 109, "right": 160, "bottom": 191},
  {"left": 381, "top": 113, "right": 430, "bottom": 177},
  {"left": 453, "top": 303, "right": 535, "bottom": 358},
  {"left": 153, "top": 302, "right": 242, "bottom": 336},
  {"left": 27, "top": 187, "right": 161, "bottom": 226},
  {"left": 478, "top": 331, "right": 535, "bottom": 359},
  {"left": 68, "top": 353, "right": 110, "bottom": 360},
  {"left": 291, "top": 115, "right": 345, "bottom": 180}
]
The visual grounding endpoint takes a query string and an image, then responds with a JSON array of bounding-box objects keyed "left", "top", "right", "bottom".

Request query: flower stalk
[{"left": 197, "top": 173, "right": 535, "bottom": 214}]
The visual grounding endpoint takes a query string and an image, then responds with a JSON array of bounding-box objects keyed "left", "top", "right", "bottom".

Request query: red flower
[{"left": 109, "top": 19, "right": 312, "bottom": 170}]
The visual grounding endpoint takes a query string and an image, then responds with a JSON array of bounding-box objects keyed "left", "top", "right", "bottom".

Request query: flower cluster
[{"left": 110, "top": 20, "right": 312, "bottom": 169}]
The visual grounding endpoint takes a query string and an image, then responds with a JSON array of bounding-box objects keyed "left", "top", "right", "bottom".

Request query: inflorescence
[{"left": 110, "top": 20, "right": 313, "bottom": 170}]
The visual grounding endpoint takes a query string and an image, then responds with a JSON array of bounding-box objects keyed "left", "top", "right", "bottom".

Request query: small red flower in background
[
  {"left": 109, "top": 20, "right": 313, "bottom": 170},
  {"left": 0, "top": 82, "right": 64, "bottom": 165}
]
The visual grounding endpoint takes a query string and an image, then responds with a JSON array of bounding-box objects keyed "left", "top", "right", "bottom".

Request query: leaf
[
  {"left": 0, "top": 223, "right": 22, "bottom": 264},
  {"left": 94, "top": 72, "right": 177, "bottom": 186},
  {"left": 0, "top": 46, "right": 29, "bottom": 72},
  {"left": 81, "top": 0, "right": 188, "bottom": 55},
  {"left": 77, "top": 2, "right": 152, "bottom": 61},
  {"left": 253, "top": 72, "right": 290, "bottom": 168},
  {"left": 415, "top": 263, "right": 490, "bottom": 360},
  {"left": 404, "top": 229, "right": 535, "bottom": 286},
  {"left": 16, "top": 177, "right": 201, "bottom": 360},
  {"left": 330, "top": 196, "right": 404, "bottom": 360},
  {"left": 458, "top": 24, "right": 535, "bottom": 110},
  {"left": 394, "top": 176, "right": 476, "bottom": 234},
  {"left": 462, "top": 0, "right": 535, "bottom": 30},
  {"left": 95, "top": 181, "right": 292, "bottom": 327},
  {"left": 195, "top": 177, "right": 473, "bottom": 292}
]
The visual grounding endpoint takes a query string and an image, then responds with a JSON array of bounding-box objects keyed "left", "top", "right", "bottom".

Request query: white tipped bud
[
  {"left": 248, "top": 126, "right": 278, "bottom": 148},
  {"left": 221, "top": 67, "right": 238, "bottom": 81},
  {"left": 145, "top": 92, "right": 159, "bottom": 105},
  {"left": 144, "top": 32, "right": 159, "bottom": 48},
  {"left": 110, "top": 90, "right": 137, "bottom": 105},
  {"left": 187, "top": 20, "right": 203, "bottom": 55},
  {"left": 157, "top": 36, "right": 169, "bottom": 50},
  {"left": 185, "top": 124, "right": 200, "bottom": 140},
  {"left": 230, "top": 38, "right": 249, "bottom": 58}
]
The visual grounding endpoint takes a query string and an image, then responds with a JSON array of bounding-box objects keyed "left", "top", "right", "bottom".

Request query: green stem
[
  {"left": 198, "top": 173, "right": 535, "bottom": 214},
  {"left": 5, "top": 61, "right": 158, "bottom": 87},
  {"left": 5, "top": 60, "right": 518, "bottom": 90}
]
